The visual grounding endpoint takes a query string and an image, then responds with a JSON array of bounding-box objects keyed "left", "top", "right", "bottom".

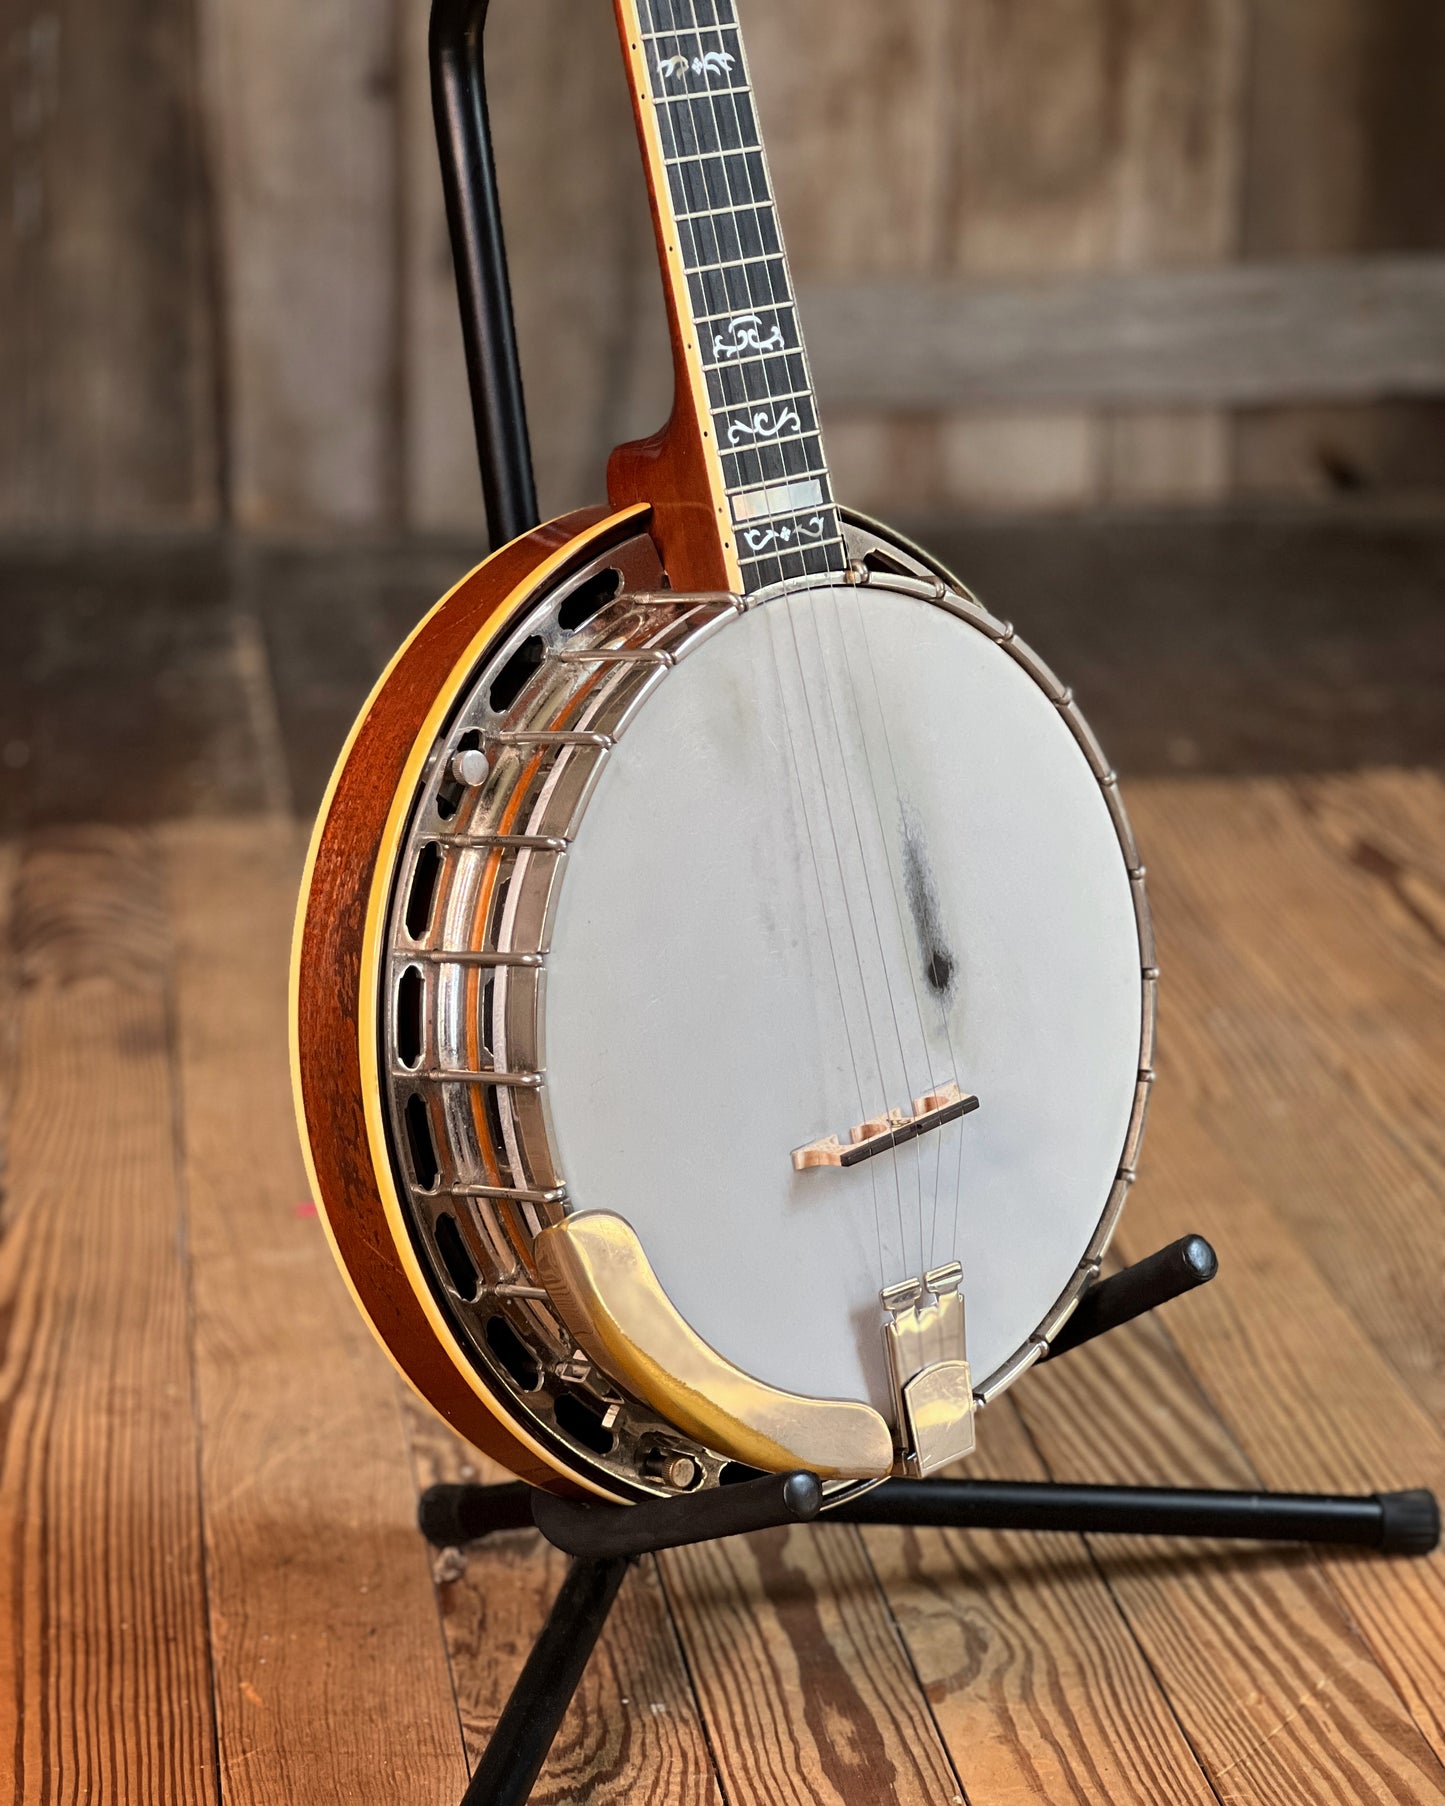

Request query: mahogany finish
[
  {"left": 293, "top": 506, "right": 626, "bottom": 1488},
  {"left": 606, "top": 395, "right": 733, "bottom": 596},
  {"left": 605, "top": 0, "right": 739, "bottom": 595}
]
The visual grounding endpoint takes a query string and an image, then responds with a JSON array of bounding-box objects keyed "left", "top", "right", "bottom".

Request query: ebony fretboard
[{"left": 636, "top": 0, "right": 847, "bottom": 591}]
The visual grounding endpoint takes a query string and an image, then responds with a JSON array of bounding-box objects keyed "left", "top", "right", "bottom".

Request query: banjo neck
[{"left": 607, "top": 0, "right": 847, "bottom": 595}]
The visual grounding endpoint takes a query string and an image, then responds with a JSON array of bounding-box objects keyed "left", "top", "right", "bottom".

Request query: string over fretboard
[{"left": 636, "top": 0, "right": 846, "bottom": 590}]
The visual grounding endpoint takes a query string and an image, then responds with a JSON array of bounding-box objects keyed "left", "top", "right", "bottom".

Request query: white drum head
[{"left": 544, "top": 581, "right": 1142, "bottom": 1424}]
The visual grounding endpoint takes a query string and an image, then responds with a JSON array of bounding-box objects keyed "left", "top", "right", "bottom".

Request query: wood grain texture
[
  {"left": 3, "top": 757, "right": 1445, "bottom": 1800},
  {"left": 1096, "top": 0, "right": 1244, "bottom": 504},
  {"left": 0, "top": 0, "right": 218, "bottom": 526},
  {"left": 745, "top": 0, "right": 956, "bottom": 522},
  {"left": 404, "top": 1398, "right": 724, "bottom": 1805},
  {"left": 1298, "top": 767, "right": 1445, "bottom": 897},
  {"left": 1102, "top": 787, "right": 1445, "bottom": 1757},
  {"left": 1014, "top": 1310, "right": 1445, "bottom": 1804},
  {"left": 943, "top": 0, "right": 1241, "bottom": 513},
  {"left": 1235, "top": 0, "right": 1445, "bottom": 499},
  {"left": 864, "top": 1402, "right": 1219, "bottom": 1806},
  {"left": 293, "top": 507, "right": 637, "bottom": 1486},
  {"left": 12, "top": 0, "right": 1445, "bottom": 528},
  {"left": 604, "top": 0, "right": 738, "bottom": 593},
  {"left": 659, "top": 1525, "right": 963, "bottom": 1806},
  {"left": 201, "top": 0, "right": 400, "bottom": 527},
  {"left": 0, "top": 538, "right": 280, "bottom": 833},
  {"left": 166, "top": 817, "right": 468, "bottom": 1805},
  {"left": 1129, "top": 774, "right": 1445, "bottom": 1422},
  {"left": 0, "top": 831, "right": 217, "bottom": 1801},
  {"left": 784, "top": 0, "right": 1247, "bottom": 518},
  {"left": 401, "top": 0, "right": 670, "bottom": 531},
  {"left": 804, "top": 259, "right": 1445, "bottom": 411}
]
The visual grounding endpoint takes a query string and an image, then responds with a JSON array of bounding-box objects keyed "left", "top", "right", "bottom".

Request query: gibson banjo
[{"left": 292, "top": 0, "right": 1154, "bottom": 1502}]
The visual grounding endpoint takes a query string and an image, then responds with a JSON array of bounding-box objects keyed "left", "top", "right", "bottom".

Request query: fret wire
[
  {"left": 739, "top": 545, "right": 845, "bottom": 563},
  {"left": 685, "top": 249, "right": 787, "bottom": 279},
  {"left": 721, "top": 426, "right": 822, "bottom": 460},
  {"left": 685, "top": 25, "right": 808, "bottom": 481},
  {"left": 644, "top": 0, "right": 841, "bottom": 548},
  {"left": 737, "top": 529, "right": 840, "bottom": 556},
  {"left": 739, "top": 555, "right": 845, "bottom": 569},
  {"left": 644, "top": 0, "right": 741, "bottom": 28},
  {"left": 675, "top": 196, "right": 777, "bottom": 234},
  {"left": 673, "top": 198, "right": 775, "bottom": 223},
  {"left": 709, "top": 362, "right": 810, "bottom": 398},
  {"left": 664, "top": 146, "right": 761, "bottom": 169},
  {"left": 704, "top": 359, "right": 805, "bottom": 395},
  {"left": 677, "top": 224, "right": 777, "bottom": 262},
  {"left": 703, "top": 350, "right": 799, "bottom": 382},
  {"left": 737, "top": 520, "right": 842, "bottom": 537},
  {"left": 716, "top": 385, "right": 814, "bottom": 412},
  {"left": 639, "top": 23, "right": 731, "bottom": 35},
  {"left": 728, "top": 469, "right": 834, "bottom": 501},
  {"left": 681, "top": 244, "right": 783, "bottom": 276},
  {"left": 738, "top": 527, "right": 843, "bottom": 543},
  {"left": 655, "top": 83, "right": 751, "bottom": 102},
  {"left": 639, "top": 23, "right": 738, "bottom": 40},
  {"left": 696, "top": 297, "right": 796, "bottom": 330},
  {"left": 738, "top": 542, "right": 846, "bottom": 566}
]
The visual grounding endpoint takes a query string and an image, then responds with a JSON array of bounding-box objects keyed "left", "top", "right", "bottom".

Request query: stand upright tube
[{"left": 429, "top": 0, "right": 539, "bottom": 546}]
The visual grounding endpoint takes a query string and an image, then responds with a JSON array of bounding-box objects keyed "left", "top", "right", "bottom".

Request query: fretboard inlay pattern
[{"left": 637, "top": 0, "right": 846, "bottom": 590}]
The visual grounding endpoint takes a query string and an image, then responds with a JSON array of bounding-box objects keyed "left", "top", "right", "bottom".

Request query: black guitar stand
[{"left": 422, "top": 7, "right": 1441, "bottom": 1801}]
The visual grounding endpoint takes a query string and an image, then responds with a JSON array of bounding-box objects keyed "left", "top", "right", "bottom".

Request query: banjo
[{"left": 291, "top": 0, "right": 1154, "bottom": 1503}]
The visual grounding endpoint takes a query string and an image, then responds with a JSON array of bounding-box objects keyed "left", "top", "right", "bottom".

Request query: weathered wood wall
[{"left": 2, "top": 0, "right": 1442, "bottom": 534}]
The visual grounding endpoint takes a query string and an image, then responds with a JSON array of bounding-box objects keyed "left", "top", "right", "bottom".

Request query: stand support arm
[
  {"left": 830, "top": 1479, "right": 1440, "bottom": 1554},
  {"left": 1045, "top": 1233, "right": 1218, "bottom": 1361}
]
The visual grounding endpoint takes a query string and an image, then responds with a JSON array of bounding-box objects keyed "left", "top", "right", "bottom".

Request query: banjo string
[
  {"left": 695, "top": 0, "right": 945, "bottom": 1305},
  {"left": 853, "top": 596, "right": 971, "bottom": 1282},
  {"left": 779, "top": 595, "right": 909, "bottom": 1269},
  {"left": 831, "top": 596, "right": 954, "bottom": 1272},
  {"left": 688, "top": 0, "right": 923, "bottom": 1287},
  {"left": 761, "top": 608, "right": 885, "bottom": 1284},
  {"left": 802, "top": 591, "right": 932, "bottom": 1280},
  {"left": 679, "top": 0, "right": 892, "bottom": 1278}
]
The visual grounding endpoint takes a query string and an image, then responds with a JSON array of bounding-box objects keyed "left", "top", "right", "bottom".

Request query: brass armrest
[{"left": 533, "top": 1212, "right": 894, "bottom": 1480}]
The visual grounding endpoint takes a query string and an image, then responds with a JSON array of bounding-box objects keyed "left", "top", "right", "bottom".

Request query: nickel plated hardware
[
  {"left": 304, "top": 8, "right": 1441, "bottom": 1796},
  {"left": 792, "top": 1081, "right": 979, "bottom": 1172},
  {"left": 491, "top": 729, "right": 616, "bottom": 748},
  {"left": 450, "top": 746, "right": 493, "bottom": 787},
  {"left": 882, "top": 1261, "right": 976, "bottom": 1477},
  {"left": 369, "top": 517, "right": 1155, "bottom": 1501},
  {"left": 533, "top": 1211, "right": 894, "bottom": 1479}
]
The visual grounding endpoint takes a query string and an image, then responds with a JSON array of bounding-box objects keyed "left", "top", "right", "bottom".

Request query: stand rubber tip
[
  {"left": 783, "top": 1471, "right": 823, "bottom": 1519},
  {"left": 418, "top": 1480, "right": 536, "bottom": 1547},
  {"left": 1377, "top": 1489, "right": 1440, "bottom": 1556},
  {"left": 1181, "top": 1234, "right": 1219, "bottom": 1282}
]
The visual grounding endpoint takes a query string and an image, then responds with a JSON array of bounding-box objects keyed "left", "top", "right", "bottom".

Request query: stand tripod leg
[
  {"left": 460, "top": 1553, "right": 631, "bottom": 1806},
  {"left": 420, "top": 1480, "right": 534, "bottom": 1546},
  {"left": 832, "top": 1479, "right": 1440, "bottom": 1554}
]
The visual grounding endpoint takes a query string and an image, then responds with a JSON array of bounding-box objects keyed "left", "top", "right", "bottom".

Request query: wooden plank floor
[{"left": 0, "top": 520, "right": 1442, "bottom": 1803}]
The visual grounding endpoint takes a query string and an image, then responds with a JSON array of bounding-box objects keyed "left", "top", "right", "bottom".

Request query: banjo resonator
[{"left": 292, "top": 0, "right": 1155, "bottom": 1507}]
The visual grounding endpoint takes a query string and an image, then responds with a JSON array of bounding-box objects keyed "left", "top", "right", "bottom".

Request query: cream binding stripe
[
  {"left": 534, "top": 1212, "right": 895, "bottom": 1480},
  {"left": 616, "top": 0, "right": 743, "bottom": 592},
  {"left": 294, "top": 505, "right": 650, "bottom": 1504}
]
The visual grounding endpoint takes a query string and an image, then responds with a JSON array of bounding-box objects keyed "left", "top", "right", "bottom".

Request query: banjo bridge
[
  {"left": 792, "top": 1082, "right": 978, "bottom": 1172},
  {"left": 883, "top": 1261, "right": 977, "bottom": 1477}
]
